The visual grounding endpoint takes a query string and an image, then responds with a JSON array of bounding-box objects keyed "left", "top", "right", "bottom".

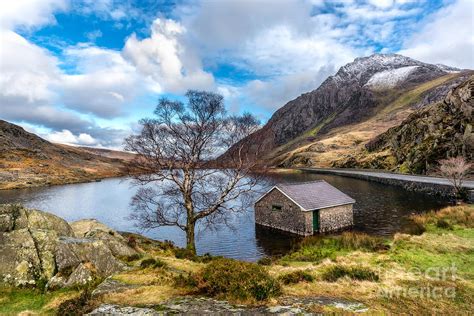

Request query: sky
[{"left": 0, "top": 0, "right": 473, "bottom": 149}]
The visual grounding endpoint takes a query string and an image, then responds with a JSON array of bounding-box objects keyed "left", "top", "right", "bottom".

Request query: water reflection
[{"left": 0, "top": 172, "right": 450, "bottom": 261}]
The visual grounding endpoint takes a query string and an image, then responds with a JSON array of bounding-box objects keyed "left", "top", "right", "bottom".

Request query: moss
[{"left": 397, "top": 162, "right": 409, "bottom": 174}]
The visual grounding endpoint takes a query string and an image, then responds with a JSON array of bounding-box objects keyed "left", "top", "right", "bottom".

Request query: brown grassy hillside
[{"left": 0, "top": 120, "right": 132, "bottom": 189}]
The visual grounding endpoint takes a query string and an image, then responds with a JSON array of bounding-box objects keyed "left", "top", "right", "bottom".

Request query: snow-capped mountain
[{"left": 223, "top": 54, "right": 472, "bottom": 169}]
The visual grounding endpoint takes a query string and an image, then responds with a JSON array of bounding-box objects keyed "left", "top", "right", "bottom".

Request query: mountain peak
[
  {"left": 332, "top": 53, "right": 423, "bottom": 84},
  {"left": 331, "top": 53, "right": 454, "bottom": 87}
]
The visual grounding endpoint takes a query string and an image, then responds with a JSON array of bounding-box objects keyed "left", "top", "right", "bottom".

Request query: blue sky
[{"left": 1, "top": 0, "right": 473, "bottom": 148}]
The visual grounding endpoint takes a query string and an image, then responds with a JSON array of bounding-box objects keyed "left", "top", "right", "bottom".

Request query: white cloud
[
  {"left": 242, "top": 64, "right": 338, "bottom": 111},
  {"left": 0, "top": 0, "right": 67, "bottom": 30},
  {"left": 123, "top": 18, "right": 214, "bottom": 93},
  {"left": 0, "top": 30, "right": 59, "bottom": 105},
  {"left": 399, "top": 0, "right": 474, "bottom": 69},
  {"left": 85, "top": 29, "right": 103, "bottom": 42},
  {"left": 46, "top": 129, "right": 97, "bottom": 146},
  {"left": 61, "top": 44, "right": 149, "bottom": 118}
]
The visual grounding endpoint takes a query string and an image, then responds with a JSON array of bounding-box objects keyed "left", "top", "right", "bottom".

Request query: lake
[{"left": 0, "top": 172, "right": 450, "bottom": 261}]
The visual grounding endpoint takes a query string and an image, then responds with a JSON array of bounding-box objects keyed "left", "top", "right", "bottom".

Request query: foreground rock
[
  {"left": 0, "top": 204, "right": 136, "bottom": 288},
  {"left": 87, "top": 296, "right": 368, "bottom": 315}
]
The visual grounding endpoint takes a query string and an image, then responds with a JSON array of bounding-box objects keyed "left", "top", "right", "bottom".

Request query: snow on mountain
[
  {"left": 364, "top": 66, "right": 420, "bottom": 89},
  {"left": 330, "top": 53, "right": 423, "bottom": 85},
  {"left": 435, "top": 64, "right": 461, "bottom": 73}
]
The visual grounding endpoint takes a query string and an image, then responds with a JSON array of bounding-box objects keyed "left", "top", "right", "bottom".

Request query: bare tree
[
  {"left": 124, "top": 90, "right": 263, "bottom": 254},
  {"left": 438, "top": 157, "right": 472, "bottom": 198}
]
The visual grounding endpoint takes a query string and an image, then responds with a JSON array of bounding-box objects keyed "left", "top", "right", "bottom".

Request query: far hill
[
  {"left": 0, "top": 120, "right": 132, "bottom": 189},
  {"left": 225, "top": 54, "right": 473, "bottom": 175}
]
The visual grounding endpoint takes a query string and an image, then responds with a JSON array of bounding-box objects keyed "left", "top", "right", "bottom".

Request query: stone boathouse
[{"left": 254, "top": 180, "right": 355, "bottom": 236}]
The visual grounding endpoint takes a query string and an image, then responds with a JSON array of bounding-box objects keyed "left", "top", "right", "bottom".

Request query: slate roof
[{"left": 259, "top": 180, "right": 355, "bottom": 211}]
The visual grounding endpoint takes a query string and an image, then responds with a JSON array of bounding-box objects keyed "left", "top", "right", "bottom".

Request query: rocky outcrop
[
  {"left": 0, "top": 204, "right": 137, "bottom": 288},
  {"left": 334, "top": 76, "right": 473, "bottom": 174}
]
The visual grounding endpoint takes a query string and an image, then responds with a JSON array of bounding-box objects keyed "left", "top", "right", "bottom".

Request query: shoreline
[
  {"left": 299, "top": 167, "right": 474, "bottom": 201},
  {"left": 0, "top": 172, "right": 128, "bottom": 191}
]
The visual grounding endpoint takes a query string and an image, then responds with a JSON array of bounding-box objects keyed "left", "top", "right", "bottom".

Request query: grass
[
  {"left": 274, "top": 205, "right": 474, "bottom": 313},
  {"left": 1, "top": 205, "right": 472, "bottom": 314},
  {"left": 280, "top": 232, "right": 387, "bottom": 263},
  {"left": 0, "top": 286, "right": 79, "bottom": 315}
]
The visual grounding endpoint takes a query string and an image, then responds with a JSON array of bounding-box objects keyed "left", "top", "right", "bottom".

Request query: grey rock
[
  {"left": 0, "top": 204, "right": 132, "bottom": 289},
  {"left": 87, "top": 305, "right": 160, "bottom": 315},
  {"left": 65, "top": 263, "right": 95, "bottom": 287},
  {"left": 92, "top": 278, "right": 138, "bottom": 297}
]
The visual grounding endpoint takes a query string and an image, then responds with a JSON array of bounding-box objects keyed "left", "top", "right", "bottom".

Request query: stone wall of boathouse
[
  {"left": 254, "top": 188, "right": 312, "bottom": 236},
  {"left": 319, "top": 204, "right": 354, "bottom": 233}
]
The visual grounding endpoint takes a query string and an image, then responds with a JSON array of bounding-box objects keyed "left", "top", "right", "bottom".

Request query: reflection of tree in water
[{"left": 255, "top": 224, "right": 302, "bottom": 258}]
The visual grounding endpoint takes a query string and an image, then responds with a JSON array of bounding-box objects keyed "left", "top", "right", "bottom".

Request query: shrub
[
  {"left": 321, "top": 265, "right": 379, "bottom": 282},
  {"left": 257, "top": 257, "right": 272, "bottom": 266},
  {"left": 194, "top": 258, "right": 281, "bottom": 301},
  {"left": 140, "top": 258, "right": 167, "bottom": 269},
  {"left": 122, "top": 253, "right": 141, "bottom": 262},
  {"left": 405, "top": 216, "right": 427, "bottom": 235},
  {"left": 278, "top": 270, "right": 314, "bottom": 285},
  {"left": 127, "top": 236, "right": 137, "bottom": 249},
  {"left": 174, "top": 248, "right": 197, "bottom": 261},
  {"left": 436, "top": 206, "right": 474, "bottom": 228},
  {"left": 173, "top": 273, "right": 198, "bottom": 288},
  {"left": 57, "top": 289, "right": 95, "bottom": 316},
  {"left": 436, "top": 218, "right": 453, "bottom": 230}
]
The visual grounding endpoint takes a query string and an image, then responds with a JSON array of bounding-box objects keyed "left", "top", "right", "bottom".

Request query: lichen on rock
[{"left": 0, "top": 204, "right": 136, "bottom": 289}]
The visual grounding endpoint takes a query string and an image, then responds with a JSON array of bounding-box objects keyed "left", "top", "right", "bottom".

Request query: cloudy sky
[{"left": 1, "top": 0, "right": 473, "bottom": 149}]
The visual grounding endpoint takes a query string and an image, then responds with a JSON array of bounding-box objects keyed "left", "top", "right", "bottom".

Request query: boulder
[
  {"left": 56, "top": 237, "right": 125, "bottom": 277},
  {"left": 71, "top": 219, "right": 137, "bottom": 258},
  {"left": 65, "top": 263, "right": 96, "bottom": 287},
  {"left": 0, "top": 229, "right": 41, "bottom": 286},
  {"left": 0, "top": 204, "right": 134, "bottom": 289}
]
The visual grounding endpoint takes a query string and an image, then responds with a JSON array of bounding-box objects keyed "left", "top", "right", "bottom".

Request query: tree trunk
[{"left": 185, "top": 221, "right": 196, "bottom": 254}]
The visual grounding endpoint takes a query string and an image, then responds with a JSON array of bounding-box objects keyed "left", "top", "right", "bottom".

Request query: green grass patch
[
  {"left": 390, "top": 232, "right": 474, "bottom": 279},
  {"left": 0, "top": 286, "right": 77, "bottom": 315},
  {"left": 280, "top": 232, "right": 387, "bottom": 263}
]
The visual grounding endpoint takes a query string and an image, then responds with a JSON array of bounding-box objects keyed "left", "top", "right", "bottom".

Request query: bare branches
[
  {"left": 125, "top": 90, "right": 263, "bottom": 253},
  {"left": 438, "top": 156, "right": 472, "bottom": 198}
]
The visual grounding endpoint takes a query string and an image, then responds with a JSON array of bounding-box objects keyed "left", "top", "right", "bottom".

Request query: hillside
[
  {"left": 333, "top": 76, "right": 473, "bottom": 173},
  {"left": 226, "top": 54, "right": 472, "bottom": 173},
  {"left": 0, "top": 120, "right": 130, "bottom": 189}
]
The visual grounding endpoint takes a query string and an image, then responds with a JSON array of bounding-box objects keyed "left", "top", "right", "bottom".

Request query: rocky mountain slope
[
  {"left": 0, "top": 120, "right": 130, "bottom": 189},
  {"left": 334, "top": 76, "right": 473, "bottom": 174},
  {"left": 227, "top": 54, "right": 472, "bottom": 172}
]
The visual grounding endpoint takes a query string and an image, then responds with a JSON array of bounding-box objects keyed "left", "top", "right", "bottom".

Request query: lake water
[{"left": 0, "top": 172, "right": 450, "bottom": 261}]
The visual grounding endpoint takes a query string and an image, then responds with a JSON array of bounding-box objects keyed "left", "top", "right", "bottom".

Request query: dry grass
[{"left": 100, "top": 285, "right": 185, "bottom": 306}]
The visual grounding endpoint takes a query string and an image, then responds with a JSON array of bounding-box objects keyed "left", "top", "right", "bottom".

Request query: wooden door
[{"left": 313, "top": 210, "right": 319, "bottom": 233}]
